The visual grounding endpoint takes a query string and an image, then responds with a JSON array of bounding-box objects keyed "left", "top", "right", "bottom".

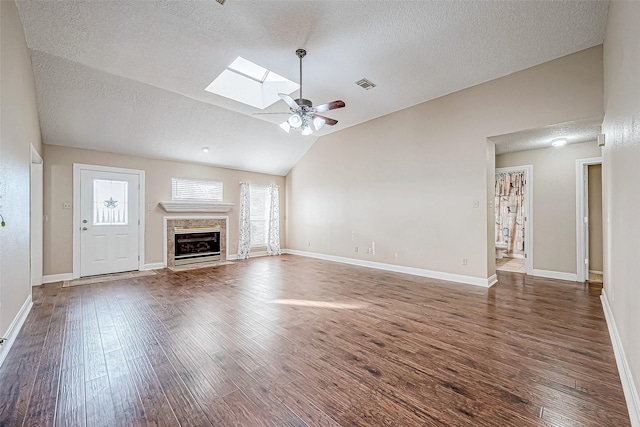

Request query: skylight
[{"left": 205, "top": 57, "right": 299, "bottom": 110}]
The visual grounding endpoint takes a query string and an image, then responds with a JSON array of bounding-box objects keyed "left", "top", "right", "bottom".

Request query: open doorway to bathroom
[
  {"left": 495, "top": 166, "right": 532, "bottom": 274},
  {"left": 576, "top": 158, "right": 604, "bottom": 283}
]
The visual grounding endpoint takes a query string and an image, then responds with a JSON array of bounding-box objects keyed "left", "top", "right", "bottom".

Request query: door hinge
[
  {"left": 138, "top": 255, "right": 140, "bottom": 261},
  {"left": 138, "top": 219, "right": 140, "bottom": 225},
  {"left": 524, "top": 254, "right": 528, "bottom": 258}
]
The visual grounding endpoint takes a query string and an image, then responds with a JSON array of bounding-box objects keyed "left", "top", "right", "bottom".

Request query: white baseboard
[
  {"left": 0, "top": 295, "right": 33, "bottom": 368},
  {"left": 532, "top": 269, "right": 577, "bottom": 282},
  {"left": 42, "top": 273, "right": 73, "bottom": 284},
  {"left": 487, "top": 274, "right": 498, "bottom": 287},
  {"left": 283, "top": 249, "right": 494, "bottom": 288},
  {"left": 590, "top": 270, "right": 604, "bottom": 275},
  {"left": 601, "top": 291, "right": 640, "bottom": 426},
  {"left": 142, "top": 262, "right": 164, "bottom": 270},
  {"left": 228, "top": 251, "right": 272, "bottom": 261}
]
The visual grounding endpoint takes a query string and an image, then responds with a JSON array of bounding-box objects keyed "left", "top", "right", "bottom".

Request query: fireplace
[
  {"left": 165, "top": 217, "right": 228, "bottom": 268},
  {"left": 174, "top": 226, "right": 221, "bottom": 266}
]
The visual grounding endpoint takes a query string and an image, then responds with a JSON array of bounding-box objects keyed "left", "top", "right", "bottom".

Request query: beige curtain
[{"left": 495, "top": 171, "right": 525, "bottom": 256}]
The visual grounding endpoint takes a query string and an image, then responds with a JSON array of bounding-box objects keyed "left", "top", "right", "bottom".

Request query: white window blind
[
  {"left": 172, "top": 177, "right": 223, "bottom": 201},
  {"left": 250, "top": 186, "right": 271, "bottom": 247}
]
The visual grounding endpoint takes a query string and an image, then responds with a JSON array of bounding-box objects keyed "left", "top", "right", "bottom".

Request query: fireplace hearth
[
  {"left": 165, "top": 217, "right": 228, "bottom": 268},
  {"left": 174, "top": 226, "right": 220, "bottom": 266}
]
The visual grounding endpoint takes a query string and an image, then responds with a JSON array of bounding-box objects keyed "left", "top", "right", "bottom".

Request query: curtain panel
[
  {"left": 495, "top": 171, "right": 525, "bottom": 256},
  {"left": 267, "top": 184, "right": 281, "bottom": 255},
  {"left": 237, "top": 182, "right": 251, "bottom": 260}
]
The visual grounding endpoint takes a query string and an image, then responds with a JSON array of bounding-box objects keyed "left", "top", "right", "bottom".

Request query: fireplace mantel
[{"left": 159, "top": 201, "right": 234, "bottom": 213}]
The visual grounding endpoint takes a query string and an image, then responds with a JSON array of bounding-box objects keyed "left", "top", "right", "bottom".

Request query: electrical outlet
[
  {"left": 462, "top": 258, "right": 468, "bottom": 265},
  {"left": 473, "top": 200, "right": 479, "bottom": 208},
  {"left": 147, "top": 204, "right": 153, "bottom": 211},
  {"left": 354, "top": 246, "right": 359, "bottom": 253},
  {"left": 308, "top": 241, "right": 311, "bottom": 247},
  {"left": 63, "top": 201, "right": 72, "bottom": 209}
]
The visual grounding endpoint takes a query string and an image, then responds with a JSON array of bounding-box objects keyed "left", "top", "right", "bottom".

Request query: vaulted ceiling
[{"left": 17, "top": 0, "right": 609, "bottom": 175}]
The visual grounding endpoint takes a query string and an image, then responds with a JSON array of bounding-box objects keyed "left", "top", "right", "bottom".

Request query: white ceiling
[
  {"left": 16, "top": 0, "right": 609, "bottom": 175},
  {"left": 489, "top": 116, "right": 603, "bottom": 155}
]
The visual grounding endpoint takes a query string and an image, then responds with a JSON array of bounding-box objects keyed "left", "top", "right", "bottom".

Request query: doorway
[
  {"left": 495, "top": 165, "right": 533, "bottom": 275},
  {"left": 73, "top": 164, "right": 145, "bottom": 278},
  {"left": 576, "top": 157, "right": 603, "bottom": 282},
  {"left": 30, "top": 145, "right": 43, "bottom": 286}
]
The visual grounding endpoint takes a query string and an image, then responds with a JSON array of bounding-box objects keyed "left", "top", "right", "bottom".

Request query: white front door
[{"left": 80, "top": 169, "right": 140, "bottom": 277}]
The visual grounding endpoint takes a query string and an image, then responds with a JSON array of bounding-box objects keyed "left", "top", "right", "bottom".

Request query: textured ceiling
[
  {"left": 16, "top": 0, "right": 609, "bottom": 175},
  {"left": 490, "top": 117, "right": 603, "bottom": 155}
]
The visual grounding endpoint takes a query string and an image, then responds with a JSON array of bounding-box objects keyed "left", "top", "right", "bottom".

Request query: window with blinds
[
  {"left": 171, "top": 177, "right": 223, "bottom": 201},
  {"left": 250, "top": 186, "right": 271, "bottom": 247}
]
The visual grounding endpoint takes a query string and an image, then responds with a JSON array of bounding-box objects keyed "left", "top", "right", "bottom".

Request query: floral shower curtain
[
  {"left": 495, "top": 171, "right": 525, "bottom": 256},
  {"left": 237, "top": 182, "right": 251, "bottom": 260},
  {"left": 267, "top": 184, "right": 281, "bottom": 256}
]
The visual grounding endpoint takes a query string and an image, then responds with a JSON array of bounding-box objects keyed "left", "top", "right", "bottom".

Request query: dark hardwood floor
[{"left": 0, "top": 255, "right": 630, "bottom": 426}]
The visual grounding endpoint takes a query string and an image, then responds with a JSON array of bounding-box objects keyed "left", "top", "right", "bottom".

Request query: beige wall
[
  {"left": 287, "top": 46, "right": 604, "bottom": 280},
  {"left": 42, "top": 145, "right": 285, "bottom": 275},
  {"left": 0, "top": 1, "right": 42, "bottom": 333},
  {"left": 588, "top": 164, "right": 603, "bottom": 272},
  {"left": 496, "top": 141, "right": 601, "bottom": 274},
  {"left": 602, "top": 0, "right": 640, "bottom": 411}
]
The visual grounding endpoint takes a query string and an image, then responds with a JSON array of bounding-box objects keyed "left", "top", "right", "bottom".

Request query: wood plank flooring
[{"left": 0, "top": 255, "right": 630, "bottom": 426}]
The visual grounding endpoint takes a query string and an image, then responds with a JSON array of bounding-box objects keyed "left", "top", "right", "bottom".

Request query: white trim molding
[
  {"left": 495, "top": 165, "right": 533, "bottom": 276},
  {"left": 589, "top": 270, "right": 604, "bottom": 275},
  {"left": 159, "top": 201, "right": 234, "bottom": 213},
  {"left": 42, "top": 273, "right": 74, "bottom": 284},
  {"left": 487, "top": 274, "right": 498, "bottom": 287},
  {"left": 142, "top": 263, "right": 165, "bottom": 271},
  {"left": 601, "top": 291, "right": 640, "bottom": 426},
  {"left": 0, "top": 295, "right": 33, "bottom": 368},
  {"left": 228, "top": 251, "right": 269, "bottom": 261},
  {"left": 532, "top": 269, "right": 577, "bottom": 282},
  {"left": 576, "top": 157, "right": 603, "bottom": 282},
  {"left": 284, "top": 249, "right": 496, "bottom": 288},
  {"left": 73, "top": 163, "right": 146, "bottom": 279}
]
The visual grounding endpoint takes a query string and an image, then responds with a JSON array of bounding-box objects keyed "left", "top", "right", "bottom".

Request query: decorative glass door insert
[{"left": 93, "top": 179, "right": 129, "bottom": 225}]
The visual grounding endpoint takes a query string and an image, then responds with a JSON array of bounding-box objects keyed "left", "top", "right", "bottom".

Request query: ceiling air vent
[{"left": 355, "top": 78, "right": 376, "bottom": 90}]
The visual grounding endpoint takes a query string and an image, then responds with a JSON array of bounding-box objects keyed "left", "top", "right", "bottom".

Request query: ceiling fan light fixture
[
  {"left": 301, "top": 125, "right": 313, "bottom": 136},
  {"left": 279, "top": 121, "right": 291, "bottom": 133},
  {"left": 313, "top": 117, "right": 326, "bottom": 131},
  {"left": 288, "top": 113, "right": 303, "bottom": 128}
]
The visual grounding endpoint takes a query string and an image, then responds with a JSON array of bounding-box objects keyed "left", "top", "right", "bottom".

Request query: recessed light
[
  {"left": 202, "top": 147, "right": 210, "bottom": 153},
  {"left": 551, "top": 138, "right": 567, "bottom": 147}
]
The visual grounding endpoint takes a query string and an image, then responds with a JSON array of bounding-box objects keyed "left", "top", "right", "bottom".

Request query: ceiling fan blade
[
  {"left": 313, "top": 100, "right": 345, "bottom": 114},
  {"left": 278, "top": 93, "right": 300, "bottom": 110},
  {"left": 313, "top": 114, "right": 338, "bottom": 126}
]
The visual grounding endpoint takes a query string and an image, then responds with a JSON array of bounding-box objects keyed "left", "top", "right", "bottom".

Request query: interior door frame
[
  {"left": 495, "top": 165, "right": 533, "bottom": 276},
  {"left": 576, "top": 157, "right": 603, "bottom": 282},
  {"left": 30, "top": 145, "right": 44, "bottom": 286},
  {"left": 72, "top": 163, "right": 145, "bottom": 279}
]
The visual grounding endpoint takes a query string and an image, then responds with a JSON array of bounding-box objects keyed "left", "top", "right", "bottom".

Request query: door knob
[
  {"left": 82, "top": 219, "right": 88, "bottom": 223},
  {"left": 82, "top": 227, "right": 88, "bottom": 231}
]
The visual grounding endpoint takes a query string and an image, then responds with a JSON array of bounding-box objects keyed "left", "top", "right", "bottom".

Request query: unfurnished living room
[{"left": 1, "top": 0, "right": 639, "bottom": 426}]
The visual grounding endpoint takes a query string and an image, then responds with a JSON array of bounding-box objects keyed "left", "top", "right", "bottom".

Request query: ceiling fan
[{"left": 257, "top": 49, "right": 345, "bottom": 136}]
